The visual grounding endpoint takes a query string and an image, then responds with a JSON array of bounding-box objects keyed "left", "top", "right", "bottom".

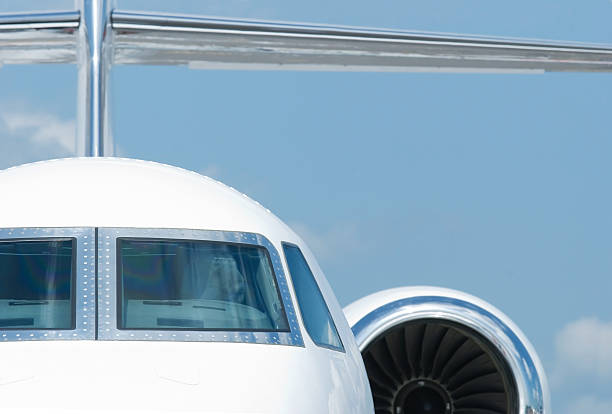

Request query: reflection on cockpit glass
[
  {"left": 118, "top": 239, "right": 290, "bottom": 332},
  {"left": 0, "top": 239, "right": 74, "bottom": 330}
]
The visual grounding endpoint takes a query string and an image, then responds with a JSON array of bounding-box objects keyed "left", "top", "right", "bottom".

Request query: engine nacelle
[{"left": 344, "top": 287, "right": 549, "bottom": 414}]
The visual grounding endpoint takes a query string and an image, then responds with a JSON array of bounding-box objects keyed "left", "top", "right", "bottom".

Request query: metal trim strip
[{"left": 0, "top": 227, "right": 96, "bottom": 341}]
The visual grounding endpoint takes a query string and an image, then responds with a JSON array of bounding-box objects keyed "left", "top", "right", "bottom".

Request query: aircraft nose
[{"left": 0, "top": 339, "right": 359, "bottom": 413}]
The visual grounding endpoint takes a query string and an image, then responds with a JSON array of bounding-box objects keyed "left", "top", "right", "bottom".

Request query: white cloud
[
  {"left": 563, "top": 395, "right": 612, "bottom": 414},
  {"left": 1, "top": 111, "right": 75, "bottom": 153},
  {"left": 552, "top": 317, "right": 612, "bottom": 385},
  {"left": 0, "top": 108, "right": 75, "bottom": 168},
  {"left": 289, "top": 221, "right": 366, "bottom": 261}
]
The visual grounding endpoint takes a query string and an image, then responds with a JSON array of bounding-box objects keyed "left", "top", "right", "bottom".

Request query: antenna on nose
[{"left": 77, "top": 0, "right": 113, "bottom": 157}]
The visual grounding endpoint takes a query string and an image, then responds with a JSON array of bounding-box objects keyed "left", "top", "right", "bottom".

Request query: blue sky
[{"left": 1, "top": 1, "right": 612, "bottom": 412}]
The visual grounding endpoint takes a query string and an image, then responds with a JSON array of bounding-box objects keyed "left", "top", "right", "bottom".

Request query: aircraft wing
[
  {"left": 2, "top": 7, "right": 611, "bottom": 157},
  {"left": 2, "top": 9, "right": 612, "bottom": 72},
  {"left": 111, "top": 11, "right": 612, "bottom": 73}
]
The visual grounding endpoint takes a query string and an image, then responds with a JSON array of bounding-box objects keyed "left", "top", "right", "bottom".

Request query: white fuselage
[{"left": 0, "top": 158, "right": 373, "bottom": 413}]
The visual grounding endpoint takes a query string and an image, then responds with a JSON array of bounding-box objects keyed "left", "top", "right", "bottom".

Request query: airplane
[{"left": 1, "top": 1, "right": 611, "bottom": 413}]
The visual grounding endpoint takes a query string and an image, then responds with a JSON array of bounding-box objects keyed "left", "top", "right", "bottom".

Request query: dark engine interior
[{"left": 362, "top": 319, "right": 518, "bottom": 414}]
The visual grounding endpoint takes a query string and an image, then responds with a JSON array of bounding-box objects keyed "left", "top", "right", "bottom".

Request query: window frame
[
  {"left": 282, "top": 242, "right": 345, "bottom": 353},
  {"left": 97, "top": 227, "right": 303, "bottom": 346},
  {"left": 0, "top": 227, "right": 96, "bottom": 342}
]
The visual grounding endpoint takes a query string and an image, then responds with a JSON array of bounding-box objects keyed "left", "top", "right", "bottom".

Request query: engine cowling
[{"left": 344, "top": 287, "right": 549, "bottom": 414}]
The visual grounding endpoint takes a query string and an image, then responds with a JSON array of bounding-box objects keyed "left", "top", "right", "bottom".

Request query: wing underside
[
  {"left": 0, "top": 11, "right": 79, "bottom": 64},
  {"left": 110, "top": 11, "right": 612, "bottom": 73}
]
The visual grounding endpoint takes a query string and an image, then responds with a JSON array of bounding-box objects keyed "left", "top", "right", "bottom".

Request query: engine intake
[
  {"left": 363, "top": 319, "right": 516, "bottom": 413},
  {"left": 344, "top": 287, "right": 549, "bottom": 414}
]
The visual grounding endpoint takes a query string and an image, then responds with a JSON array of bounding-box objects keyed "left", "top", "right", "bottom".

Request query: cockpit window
[
  {"left": 0, "top": 239, "right": 75, "bottom": 330},
  {"left": 117, "top": 238, "right": 290, "bottom": 332},
  {"left": 282, "top": 243, "right": 344, "bottom": 352}
]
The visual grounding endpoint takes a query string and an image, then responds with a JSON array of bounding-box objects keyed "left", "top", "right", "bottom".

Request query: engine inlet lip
[{"left": 393, "top": 378, "right": 453, "bottom": 414}]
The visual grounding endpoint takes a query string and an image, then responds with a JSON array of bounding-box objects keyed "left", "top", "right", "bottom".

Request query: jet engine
[{"left": 344, "top": 287, "right": 549, "bottom": 414}]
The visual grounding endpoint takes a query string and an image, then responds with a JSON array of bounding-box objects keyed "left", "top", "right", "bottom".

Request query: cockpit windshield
[
  {"left": 117, "top": 238, "right": 290, "bottom": 332},
  {"left": 0, "top": 239, "right": 74, "bottom": 330}
]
